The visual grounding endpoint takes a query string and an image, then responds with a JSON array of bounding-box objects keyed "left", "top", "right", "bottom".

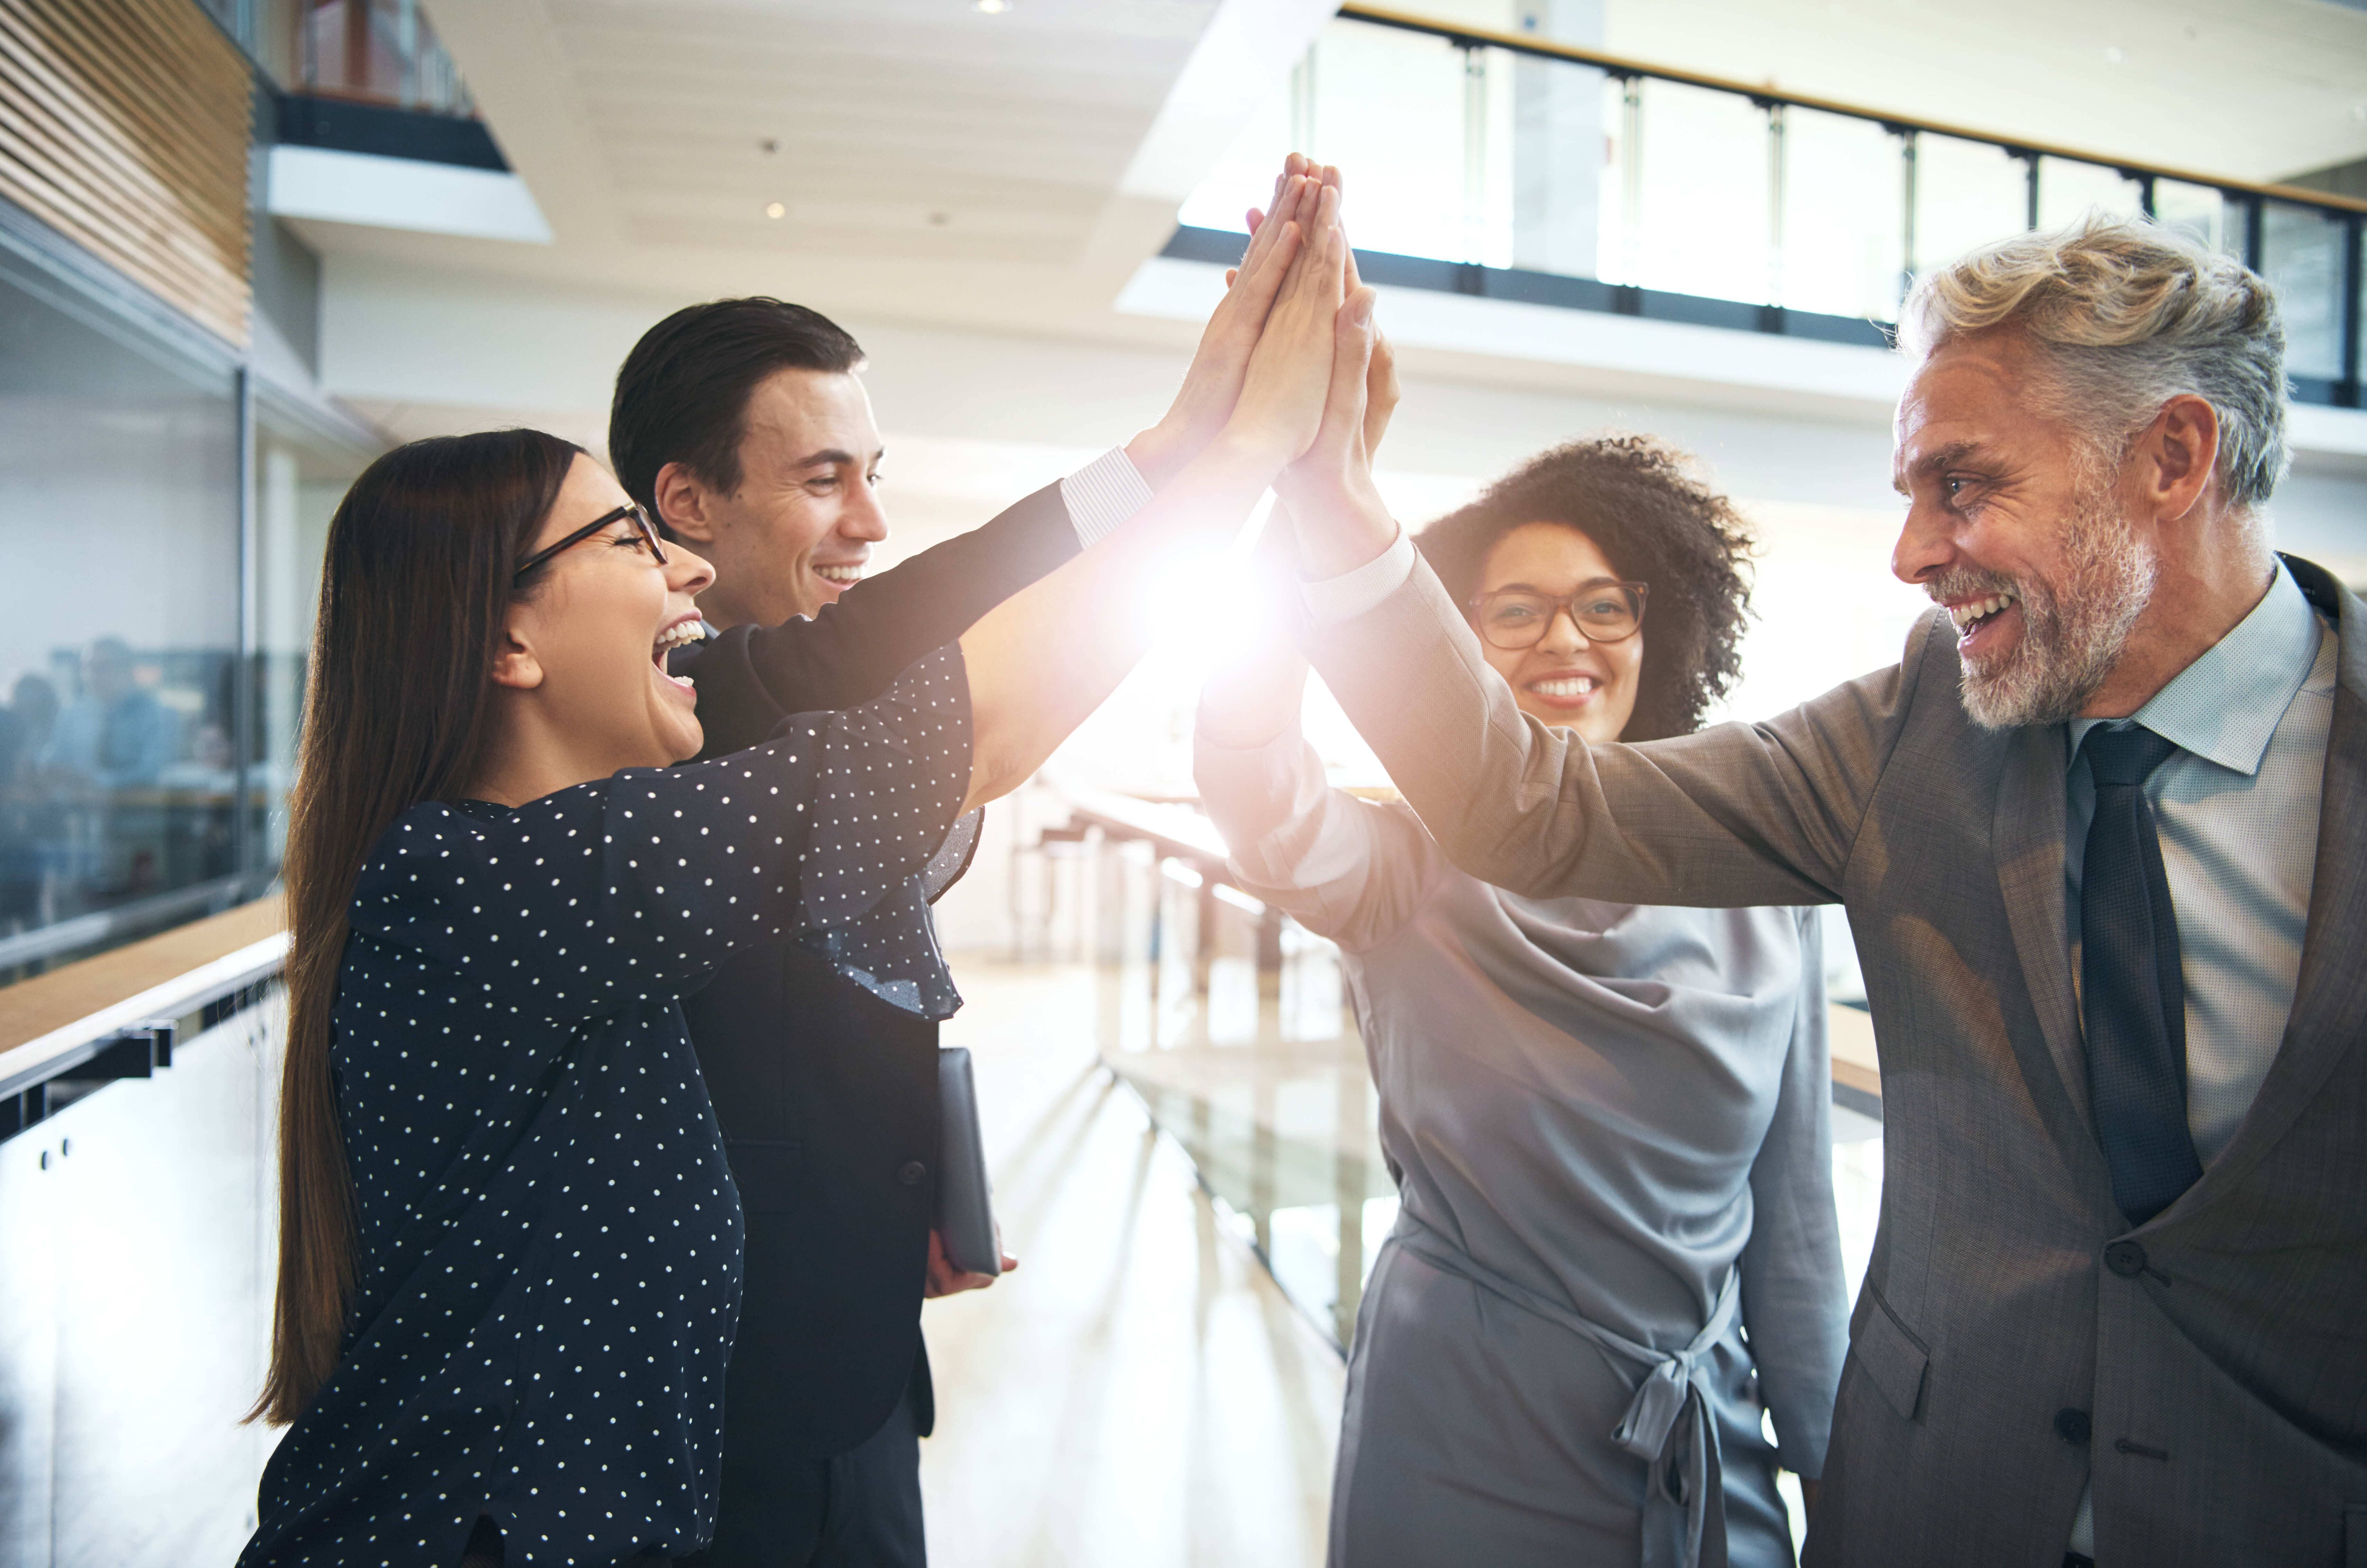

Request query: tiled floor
[
  {"left": 920, "top": 948, "right": 1881, "bottom": 1565},
  {"left": 920, "top": 960, "right": 1346, "bottom": 1568}
]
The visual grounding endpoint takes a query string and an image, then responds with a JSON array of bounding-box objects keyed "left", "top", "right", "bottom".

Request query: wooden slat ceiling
[{"left": 0, "top": 0, "right": 251, "bottom": 345}]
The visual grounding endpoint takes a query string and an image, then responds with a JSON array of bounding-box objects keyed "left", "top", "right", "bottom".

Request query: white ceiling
[{"left": 319, "top": 0, "right": 1335, "bottom": 344}]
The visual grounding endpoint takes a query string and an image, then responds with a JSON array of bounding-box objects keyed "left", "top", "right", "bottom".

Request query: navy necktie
[{"left": 2079, "top": 724, "right": 2203, "bottom": 1227}]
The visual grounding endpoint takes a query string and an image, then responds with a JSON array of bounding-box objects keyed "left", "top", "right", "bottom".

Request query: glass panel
[
  {"left": 1913, "top": 133, "right": 2031, "bottom": 276},
  {"left": 2261, "top": 201, "right": 2346, "bottom": 383},
  {"left": 1631, "top": 78, "right": 1771, "bottom": 304},
  {"left": 1778, "top": 107, "right": 1906, "bottom": 321},
  {"left": 0, "top": 267, "right": 241, "bottom": 983},
  {"left": 1307, "top": 21, "right": 1471, "bottom": 263},
  {"left": 2154, "top": 180, "right": 2245, "bottom": 261},
  {"left": 1505, "top": 52, "right": 1606, "bottom": 277},
  {"left": 1173, "top": 70, "right": 1294, "bottom": 238},
  {"left": 293, "top": 0, "right": 476, "bottom": 117},
  {"left": 249, "top": 403, "right": 374, "bottom": 877},
  {"left": 2035, "top": 156, "right": 2144, "bottom": 231},
  {"left": 196, "top": 0, "right": 302, "bottom": 87},
  {"left": 1094, "top": 839, "right": 1387, "bottom": 1352}
]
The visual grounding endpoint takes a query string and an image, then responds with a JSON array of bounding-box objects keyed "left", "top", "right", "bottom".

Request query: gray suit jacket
[{"left": 1304, "top": 551, "right": 2367, "bottom": 1567}]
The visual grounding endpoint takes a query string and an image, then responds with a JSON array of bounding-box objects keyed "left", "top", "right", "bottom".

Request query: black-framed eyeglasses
[
  {"left": 1468, "top": 580, "right": 1649, "bottom": 650},
  {"left": 512, "top": 503, "right": 667, "bottom": 587}
]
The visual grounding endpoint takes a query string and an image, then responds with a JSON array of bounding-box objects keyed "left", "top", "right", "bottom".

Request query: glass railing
[
  {"left": 1026, "top": 783, "right": 1886, "bottom": 1354},
  {"left": 198, "top": 0, "right": 477, "bottom": 118},
  {"left": 1176, "top": 4, "right": 2367, "bottom": 404}
]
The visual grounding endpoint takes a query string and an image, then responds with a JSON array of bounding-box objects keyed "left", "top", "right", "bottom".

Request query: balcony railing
[
  {"left": 199, "top": 0, "right": 476, "bottom": 119},
  {"left": 1174, "top": 4, "right": 2367, "bottom": 406}
]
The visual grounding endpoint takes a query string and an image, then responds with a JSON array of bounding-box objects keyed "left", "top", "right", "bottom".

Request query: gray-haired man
[{"left": 1273, "top": 215, "right": 2365, "bottom": 1565}]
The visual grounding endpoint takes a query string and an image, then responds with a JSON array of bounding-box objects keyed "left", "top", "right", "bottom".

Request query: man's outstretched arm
[
  {"left": 1276, "top": 275, "right": 1913, "bottom": 909},
  {"left": 683, "top": 156, "right": 1338, "bottom": 758}
]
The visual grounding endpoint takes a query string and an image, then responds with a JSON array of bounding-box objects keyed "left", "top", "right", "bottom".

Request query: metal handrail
[
  {"left": 1340, "top": 2, "right": 2367, "bottom": 220},
  {"left": 0, "top": 931, "right": 286, "bottom": 1105}
]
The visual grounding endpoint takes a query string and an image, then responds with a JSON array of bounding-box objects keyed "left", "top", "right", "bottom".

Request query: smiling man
[
  {"left": 600, "top": 158, "right": 1335, "bottom": 1568},
  {"left": 1274, "top": 212, "right": 2366, "bottom": 1567}
]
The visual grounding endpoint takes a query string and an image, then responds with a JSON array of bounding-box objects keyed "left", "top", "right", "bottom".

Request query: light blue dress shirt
[
  {"left": 2065, "top": 560, "right": 2336, "bottom": 1166},
  {"left": 2062, "top": 558, "right": 2336, "bottom": 1559}
]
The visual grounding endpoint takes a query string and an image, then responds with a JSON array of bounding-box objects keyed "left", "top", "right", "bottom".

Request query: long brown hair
[{"left": 253, "top": 429, "right": 582, "bottom": 1425}]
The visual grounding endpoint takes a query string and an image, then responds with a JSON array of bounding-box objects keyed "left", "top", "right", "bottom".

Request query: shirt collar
[{"left": 2067, "top": 560, "right": 2324, "bottom": 777}]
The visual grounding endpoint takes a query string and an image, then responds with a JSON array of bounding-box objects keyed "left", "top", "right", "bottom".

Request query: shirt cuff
[
  {"left": 1298, "top": 525, "right": 1416, "bottom": 626},
  {"left": 1060, "top": 447, "right": 1155, "bottom": 549}
]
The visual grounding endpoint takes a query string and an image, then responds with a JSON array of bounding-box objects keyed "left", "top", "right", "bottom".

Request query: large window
[{"left": 0, "top": 246, "right": 375, "bottom": 986}]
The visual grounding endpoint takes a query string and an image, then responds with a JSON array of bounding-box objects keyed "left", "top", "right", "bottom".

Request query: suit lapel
[
  {"left": 1990, "top": 721, "right": 2092, "bottom": 1131},
  {"left": 2169, "top": 566, "right": 2367, "bottom": 1213}
]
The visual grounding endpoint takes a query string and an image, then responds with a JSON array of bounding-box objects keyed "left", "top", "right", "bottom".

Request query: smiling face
[
  {"left": 502, "top": 455, "right": 716, "bottom": 774},
  {"left": 1891, "top": 330, "right": 2157, "bottom": 728},
  {"left": 659, "top": 367, "right": 887, "bottom": 630},
  {"left": 1470, "top": 521, "right": 1644, "bottom": 743}
]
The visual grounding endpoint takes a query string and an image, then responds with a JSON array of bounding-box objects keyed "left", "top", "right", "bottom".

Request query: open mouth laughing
[
  {"left": 1945, "top": 590, "right": 2021, "bottom": 657},
  {"left": 653, "top": 615, "right": 701, "bottom": 692}
]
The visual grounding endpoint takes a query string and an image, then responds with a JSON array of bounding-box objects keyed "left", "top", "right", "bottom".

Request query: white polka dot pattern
[{"left": 239, "top": 648, "right": 970, "bottom": 1567}]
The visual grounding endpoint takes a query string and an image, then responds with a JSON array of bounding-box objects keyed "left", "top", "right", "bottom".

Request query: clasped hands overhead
[{"left": 1125, "top": 153, "right": 1405, "bottom": 585}]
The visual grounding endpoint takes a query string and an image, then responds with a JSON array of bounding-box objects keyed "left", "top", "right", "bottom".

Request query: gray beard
[{"left": 1940, "top": 490, "right": 2156, "bottom": 730}]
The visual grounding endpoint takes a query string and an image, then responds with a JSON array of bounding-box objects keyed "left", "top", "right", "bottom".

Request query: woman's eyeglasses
[
  {"left": 513, "top": 503, "right": 667, "bottom": 587},
  {"left": 1468, "top": 580, "right": 1649, "bottom": 651}
]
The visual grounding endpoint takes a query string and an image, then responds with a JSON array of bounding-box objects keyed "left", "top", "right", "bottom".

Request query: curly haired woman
[{"left": 1196, "top": 437, "right": 1847, "bottom": 1568}]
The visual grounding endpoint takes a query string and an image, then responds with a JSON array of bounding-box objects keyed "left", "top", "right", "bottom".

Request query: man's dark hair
[
  {"left": 1415, "top": 435, "right": 1755, "bottom": 742},
  {"left": 608, "top": 298, "right": 864, "bottom": 526}
]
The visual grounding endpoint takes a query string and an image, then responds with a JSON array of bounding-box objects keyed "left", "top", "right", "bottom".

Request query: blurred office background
[{"left": 2, "top": 2, "right": 2364, "bottom": 1563}]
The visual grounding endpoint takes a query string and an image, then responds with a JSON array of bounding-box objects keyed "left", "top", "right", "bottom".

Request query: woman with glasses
[
  {"left": 238, "top": 178, "right": 1354, "bottom": 1568},
  {"left": 1195, "top": 437, "right": 1846, "bottom": 1568}
]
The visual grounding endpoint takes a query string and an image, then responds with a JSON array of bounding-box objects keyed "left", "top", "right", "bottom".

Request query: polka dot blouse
[{"left": 238, "top": 648, "right": 971, "bottom": 1568}]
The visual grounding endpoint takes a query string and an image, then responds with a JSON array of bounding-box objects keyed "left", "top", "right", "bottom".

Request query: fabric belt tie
[{"left": 1393, "top": 1215, "right": 1742, "bottom": 1568}]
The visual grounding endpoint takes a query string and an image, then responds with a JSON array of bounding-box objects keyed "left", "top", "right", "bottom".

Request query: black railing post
[
  {"left": 2341, "top": 212, "right": 2363, "bottom": 409},
  {"left": 232, "top": 363, "right": 256, "bottom": 885},
  {"left": 1897, "top": 127, "right": 1919, "bottom": 307},
  {"left": 2243, "top": 194, "right": 2265, "bottom": 273},
  {"left": 2019, "top": 150, "right": 2041, "bottom": 230},
  {"left": 1764, "top": 99, "right": 1788, "bottom": 308}
]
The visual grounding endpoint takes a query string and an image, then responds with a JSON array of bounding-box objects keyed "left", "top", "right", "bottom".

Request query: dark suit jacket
[
  {"left": 1310, "top": 551, "right": 2367, "bottom": 1567},
  {"left": 672, "top": 480, "right": 1082, "bottom": 1460}
]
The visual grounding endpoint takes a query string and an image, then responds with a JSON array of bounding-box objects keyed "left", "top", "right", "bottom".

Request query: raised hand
[
  {"left": 1272, "top": 268, "right": 1401, "bottom": 579},
  {"left": 1219, "top": 181, "right": 1349, "bottom": 469},
  {"left": 1126, "top": 155, "right": 1326, "bottom": 485},
  {"left": 1235, "top": 165, "right": 1397, "bottom": 468}
]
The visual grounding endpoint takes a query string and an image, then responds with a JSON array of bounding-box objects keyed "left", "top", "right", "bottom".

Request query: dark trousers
[{"left": 685, "top": 1374, "right": 927, "bottom": 1568}]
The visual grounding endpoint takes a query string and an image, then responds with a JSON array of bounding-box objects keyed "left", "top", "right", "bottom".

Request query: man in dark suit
[
  {"left": 1278, "top": 213, "right": 2365, "bottom": 1565},
  {"left": 612, "top": 159, "right": 1325, "bottom": 1567}
]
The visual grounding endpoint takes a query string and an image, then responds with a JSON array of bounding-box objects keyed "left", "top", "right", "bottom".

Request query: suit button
[
  {"left": 2103, "top": 1240, "right": 2147, "bottom": 1277},
  {"left": 897, "top": 1160, "right": 928, "bottom": 1187},
  {"left": 2054, "top": 1408, "right": 2091, "bottom": 1444}
]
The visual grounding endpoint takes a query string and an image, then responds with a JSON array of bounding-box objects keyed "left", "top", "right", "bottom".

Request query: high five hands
[
  {"left": 1201, "top": 155, "right": 1404, "bottom": 579},
  {"left": 1125, "top": 152, "right": 1394, "bottom": 494}
]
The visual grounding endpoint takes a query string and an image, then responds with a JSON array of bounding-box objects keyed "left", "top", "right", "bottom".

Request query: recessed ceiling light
[
  {"left": 765, "top": 202, "right": 786, "bottom": 220},
  {"left": 975, "top": 0, "right": 1008, "bottom": 13}
]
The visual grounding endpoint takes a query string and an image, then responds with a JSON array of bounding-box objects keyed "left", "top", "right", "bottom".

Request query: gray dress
[{"left": 1195, "top": 719, "right": 1847, "bottom": 1568}]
